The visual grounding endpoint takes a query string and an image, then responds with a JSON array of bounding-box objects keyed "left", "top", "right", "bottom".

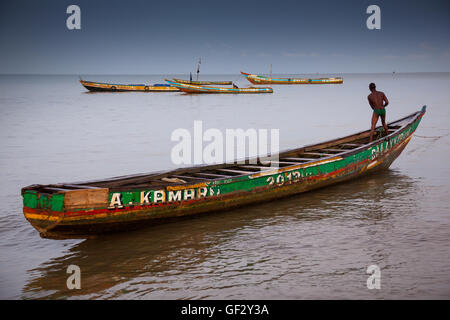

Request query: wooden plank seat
[
  {"left": 240, "top": 165, "right": 275, "bottom": 171},
  {"left": 170, "top": 175, "right": 213, "bottom": 181},
  {"left": 301, "top": 152, "right": 335, "bottom": 157},
  {"left": 282, "top": 157, "right": 316, "bottom": 162},
  {"left": 341, "top": 143, "right": 363, "bottom": 148},
  {"left": 217, "top": 168, "right": 255, "bottom": 175},
  {"left": 321, "top": 148, "right": 348, "bottom": 153},
  {"left": 193, "top": 172, "right": 233, "bottom": 179}
]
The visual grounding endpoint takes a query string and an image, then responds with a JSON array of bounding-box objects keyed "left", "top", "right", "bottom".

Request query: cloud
[
  {"left": 406, "top": 53, "right": 428, "bottom": 59},
  {"left": 283, "top": 52, "right": 320, "bottom": 58},
  {"left": 383, "top": 52, "right": 429, "bottom": 60},
  {"left": 383, "top": 54, "right": 400, "bottom": 59},
  {"left": 420, "top": 41, "right": 437, "bottom": 51},
  {"left": 441, "top": 49, "right": 450, "bottom": 58}
]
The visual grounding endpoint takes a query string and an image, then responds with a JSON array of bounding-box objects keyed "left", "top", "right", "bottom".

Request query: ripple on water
[{"left": 1, "top": 74, "right": 450, "bottom": 299}]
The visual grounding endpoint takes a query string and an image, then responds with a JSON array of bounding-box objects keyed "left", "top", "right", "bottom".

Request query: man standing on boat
[{"left": 368, "top": 82, "right": 389, "bottom": 142}]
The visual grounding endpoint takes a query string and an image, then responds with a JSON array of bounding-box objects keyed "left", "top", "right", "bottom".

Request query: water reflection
[{"left": 22, "top": 169, "right": 418, "bottom": 299}]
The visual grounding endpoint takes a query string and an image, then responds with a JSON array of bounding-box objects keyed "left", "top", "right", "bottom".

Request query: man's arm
[
  {"left": 383, "top": 93, "right": 389, "bottom": 108},
  {"left": 368, "top": 95, "right": 375, "bottom": 110}
]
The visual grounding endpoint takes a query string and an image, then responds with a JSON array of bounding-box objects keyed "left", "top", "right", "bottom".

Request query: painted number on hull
[
  {"left": 267, "top": 171, "right": 302, "bottom": 187},
  {"left": 286, "top": 171, "right": 301, "bottom": 182}
]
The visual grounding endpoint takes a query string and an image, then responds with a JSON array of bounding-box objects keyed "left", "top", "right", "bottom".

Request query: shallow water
[{"left": 0, "top": 73, "right": 449, "bottom": 299}]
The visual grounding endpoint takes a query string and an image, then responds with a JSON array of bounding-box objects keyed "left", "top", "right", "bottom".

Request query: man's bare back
[
  {"left": 367, "top": 83, "right": 389, "bottom": 142},
  {"left": 368, "top": 90, "right": 388, "bottom": 110}
]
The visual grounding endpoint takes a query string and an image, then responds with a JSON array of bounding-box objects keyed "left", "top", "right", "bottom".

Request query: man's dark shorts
[{"left": 374, "top": 108, "right": 386, "bottom": 117}]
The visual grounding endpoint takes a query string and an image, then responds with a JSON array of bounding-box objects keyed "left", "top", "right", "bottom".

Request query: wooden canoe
[
  {"left": 241, "top": 71, "right": 343, "bottom": 85},
  {"left": 172, "top": 78, "right": 233, "bottom": 85},
  {"left": 80, "top": 80, "right": 180, "bottom": 92},
  {"left": 166, "top": 79, "right": 273, "bottom": 94},
  {"left": 21, "top": 106, "right": 426, "bottom": 239}
]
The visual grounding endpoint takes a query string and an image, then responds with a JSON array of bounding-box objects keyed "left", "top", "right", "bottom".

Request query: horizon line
[{"left": 1, "top": 71, "right": 450, "bottom": 76}]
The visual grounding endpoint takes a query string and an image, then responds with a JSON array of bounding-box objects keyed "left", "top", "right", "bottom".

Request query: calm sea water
[{"left": 0, "top": 73, "right": 449, "bottom": 299}]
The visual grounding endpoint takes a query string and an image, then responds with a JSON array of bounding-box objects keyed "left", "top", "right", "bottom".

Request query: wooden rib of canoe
[
  {"left": 21, "top": 106, "right": 426, "bottom": 239},
  {"left": 80, "top": 80, "right": 180, "bottom": 92},
  {"left": 241, "top": 71, "right": 343, "bottom": 85},
  {"left": 166, "top": 79, "right": 273, "bottom": 94},
  {"left": 172, "top": 78, "right": 233, "bottom": 85}
]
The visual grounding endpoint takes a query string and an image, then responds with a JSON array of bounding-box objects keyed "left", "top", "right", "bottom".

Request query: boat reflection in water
[{"left": 22, "top": 169, "right": 419, "bottom": 299}]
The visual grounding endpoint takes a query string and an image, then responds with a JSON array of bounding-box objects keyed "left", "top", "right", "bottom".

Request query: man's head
[{"left": 369, "top": 83, "right": 376, "bottom": 91}]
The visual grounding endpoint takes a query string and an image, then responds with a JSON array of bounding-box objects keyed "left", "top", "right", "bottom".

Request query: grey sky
[{"left": 0, "top": 0, "right": 449, "bottom": 74}]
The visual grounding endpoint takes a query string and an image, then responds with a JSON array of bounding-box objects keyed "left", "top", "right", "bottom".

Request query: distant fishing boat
[
  {"left": 241, "top": 71, "right": 343, "bottom": 85},
  {"left": 166, "top": 79, "right": 273, "bottom": 94},
  {"left": 172, "top": 78, "right": 233, "bottom": 85},
  {"left": 21, "top": 106, "right": 426, "bottom": 239},
  {"left": 173, "top": 57, "right": 231, "bottom": 85},
  {"left": 80, "top": 80, "right": 180, "bottom": 92}
]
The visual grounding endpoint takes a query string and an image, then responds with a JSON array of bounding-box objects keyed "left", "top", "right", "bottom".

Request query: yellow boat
[
  {"left": 241, "top": 71, "right": 343, "bottom": 85},
  {"left": 172, "top": 78, "right": 233, "bottom": 85},
  {"left": 80, "top": 80, "right": 180, "bottom": 92},
  {"left": 166, "top": 79, "right": 273, "bottom": 94}
]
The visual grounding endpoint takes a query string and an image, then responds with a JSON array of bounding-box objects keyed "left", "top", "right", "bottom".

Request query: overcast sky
[{"left": 0, "top": 0, "right": 449, "bottom": 74}]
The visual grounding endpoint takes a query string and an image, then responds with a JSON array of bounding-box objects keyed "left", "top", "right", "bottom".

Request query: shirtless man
[{"left": 368, "top": 82, "right": 389, "bottom": 142}]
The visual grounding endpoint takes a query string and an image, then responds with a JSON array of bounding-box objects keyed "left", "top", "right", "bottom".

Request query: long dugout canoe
[
  {"left": 172, "top": 78, "right": 233, "bottom": 85},
  {"left": 80, "top": 80, "right": 180, "bottom": 92},
  {"left": 241, "top": 71, "right": 343, "bottom": 85},
  {"left": 166, "top": 79, "right": 273, "bottom": 94},
  {"left": 21, "top": 106, "right": 426, "bottom": 239}
]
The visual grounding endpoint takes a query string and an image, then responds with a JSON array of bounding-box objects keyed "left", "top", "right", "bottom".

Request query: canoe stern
[{"left": 22, "top": 187, "right": 111, "bottom": 237}]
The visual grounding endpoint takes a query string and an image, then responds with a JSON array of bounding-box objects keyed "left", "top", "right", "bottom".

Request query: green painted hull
[{"left": 22, "top": 107, "right": 426, "bottom": 239}]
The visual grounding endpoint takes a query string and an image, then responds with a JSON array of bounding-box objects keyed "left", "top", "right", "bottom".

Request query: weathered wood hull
[
  {"left": 21, "top": 107, "right": 426, "bottom": 239},
  {"left": 172, "top": 78, "right": 233, "bottom": 85},
  {"left": 241, "top": 71, "right": 343, "bottom": 85},
  {"left": 80, "top": 80, "right": 180, "bottom": 92},
  {"left": 166, "top": 79, "right": 273, "bottom": 94}
]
